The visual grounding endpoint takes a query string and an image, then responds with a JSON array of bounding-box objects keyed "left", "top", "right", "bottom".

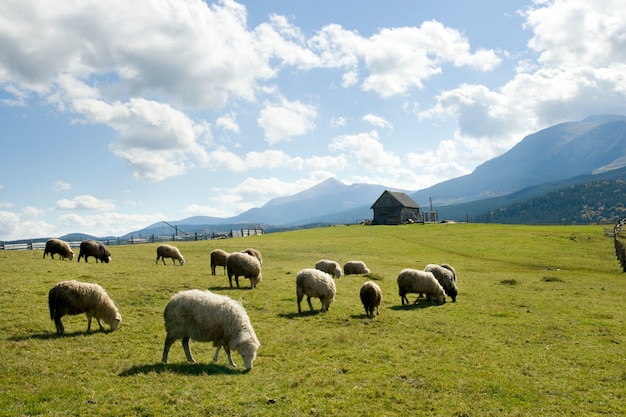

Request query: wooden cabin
[{"left": 370, "top": 190, "right": 420, "bottom": 225}]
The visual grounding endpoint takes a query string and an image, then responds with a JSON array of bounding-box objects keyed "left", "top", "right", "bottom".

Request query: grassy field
[{"left": 1, "top": 223, "right": 625, "bottom": 416}]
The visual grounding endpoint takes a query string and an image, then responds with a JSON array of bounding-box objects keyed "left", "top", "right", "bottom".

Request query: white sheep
[
  {"left": 161, "top": 289, "right": 260, "bottom": 370},
  {"left": 241, "top": 248, "right": 263, "bottom": 265},
  {"left": 210, "top": 249, "right": 230, "bottom": 275},
  {"left": 441, "top": 263, "right": 457, "bottom": 282},
  {"left": 424, "top": 263, "right": 458, "bottom": 302},
  {"left": 43, "top": 238, "right": 74, "bottom": 261},
  {"left": 397, "top": 268, "right": 446, "bottom": 305},
  {"left": 343, "top": 260, "right": 370, "bottom": 275},
  {"left": 315, "top": 259, "right": 342, "bottom": 278},
  {"left": 48, "top": 280, "right": 122, "bottom": 335},
  {"left": 156, "top": 244, "right": 185, "bottom": 265},
  {"left": 359, "top": 280, "right": 382, "bottom": 318},
  {"left": 77, "top": 239, "right": 111, "bottom": 263},
  {"left": 296, "top": 268, "right": 337, "bottom": 313},
  {"left": 226, "top": 252, "right": 262, "bottom": 289}
]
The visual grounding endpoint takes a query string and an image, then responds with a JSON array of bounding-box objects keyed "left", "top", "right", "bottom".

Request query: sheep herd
[{"left": 43, "top": 237, "right": 460, "bottom": 371}]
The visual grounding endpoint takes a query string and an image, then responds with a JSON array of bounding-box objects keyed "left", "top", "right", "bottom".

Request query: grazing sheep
[
  {"left": 77, "top": 239, "right": 111, "bottom": 263},
  {"left": 397, "top": 269, "right": 446, "bottom": 305},
  {"left": 210, "top": 249, "right": 230, "bottom": 275},
  {"left": 296, "top": 268, "right": 337, "bottom": 313},
  {"left": 226, "top": 252, "right": 262, "bottom": 289},
  {"left": 43, "top": 238, "right": 74, "bottom": 261},
  {"left": 156, "top": 244, "right": 185, "bottom": 265},
  {"left": 343, "top": 260, "right": 370, "bottom": 275},
  {"left": 48, "top": 280, "right": 121, "bottom": 335},
  {"left": 161, "top": 289, "right": 260, "bottom": 370},
  {"left": 441, "top": 263, "right": 457, "bottom": 282},
  {"left": 360, "top": 280, "right": 382, "bottom": 318},
  {"left": 424, "top": 264, "right": 458, "bottom": 302},
  {"left": 241, "top": 248, "right": 263, "bottom": 265},
  {"left": 315, "top": 259, "right": 342, "bottom": 278}
]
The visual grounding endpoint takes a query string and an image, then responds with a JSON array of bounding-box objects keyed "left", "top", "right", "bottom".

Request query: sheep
[
  {"left": 359, "top": 280, "right": 382, "bottom": 318},
  {"left": 210, "top": 249, "right": 230, "bottom": 275},
  {"left": 161, "top": 289, "right": 260, "bottom": 370},
  {"left": 241, "top": 248, "right": 263, "bottom": 265},
  {"left": 343, "top": 260, "right": 370, "bottom": 275},
  {"left": 77, "top": 239, "right": 111, "bottom": 263},
  {"left": 226, "top": 252, "right": 262, "bottom": 289},
  {"left": 296, "top": 268, "right": 337, "bottom": 313},
  {"left": 43, "top": 238, "right": 74, "bottom": 261},
  {"left": 48, "top": 280, "right": 121, "bottom": 335},
  {"left": 156, "top": 244, "right": 185, "bottom": 265},
  {"left": 315, "top": 259, "right": 342, "bottom": 278},
  {"left": 441, "top": 263, "right": 457, "bottom": 282},
  {"left": 424, "top": 263, "right": 458, "bottom": 302},
  {"left": 397, "top": 268, "right": 446, "bottom": 305}
]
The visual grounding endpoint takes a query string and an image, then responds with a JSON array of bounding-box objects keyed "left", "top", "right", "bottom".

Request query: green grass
[{"left": 1, "top": 223, "right": 625, "bottom": 416}]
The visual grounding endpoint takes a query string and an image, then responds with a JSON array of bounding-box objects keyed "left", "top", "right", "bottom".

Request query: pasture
[{"left": 1, "top": 223, "right": 624, "bottom": 416}]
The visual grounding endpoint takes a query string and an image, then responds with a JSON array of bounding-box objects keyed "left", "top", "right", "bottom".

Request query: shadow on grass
[
  {"left": 119, "top": 362, "right": 241, "bottom": 377},
  {"left": 389, "top": 299, "right": 445, "bottom": 311},
  {"left": 207, "top": 285, "right": 254, "bottom": 291},
  {"left": 277, "top": 310, "right": 325, "bottom": 319},
  {"left": 9, "top": 329, "right": 107, "bottom": 341}
]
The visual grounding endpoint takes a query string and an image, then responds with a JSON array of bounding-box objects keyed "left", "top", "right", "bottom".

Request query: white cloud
[
  {"left": 330, "top": 116, "right": 347, "bottom": 128},
  {"left": 329, "top": 131, "right": 401, "bottom": 170},
  {"left": 362, "top": 114, "right": 393, "bottom": 129},
  {"left": 58, "top": 211, "right": 165, "bottom": 237},
  {"left": 51, "top": 181, "right": 72, "bottom": 192},
  {"left": 0, "top": 209, "right": 54, "bottom": 241},
  {"left": 257, "top": 97, "right": 317, "bottom": 144},
  {"left": 56, "top": 195, "right": 116, "bottom": 211},
  {"left": 216, "top": 112, "right": 240, "bottom": 133}
]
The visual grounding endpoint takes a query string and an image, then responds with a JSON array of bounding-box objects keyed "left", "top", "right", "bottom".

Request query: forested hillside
[{"left": 472, "top": 179, "right": 626, "bottom": 224}]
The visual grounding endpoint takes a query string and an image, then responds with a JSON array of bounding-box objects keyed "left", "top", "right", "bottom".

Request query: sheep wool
[
  {"left": 343, "top": 260, "right": 370, "bottom": 275},
  {"left": 162, "top": 289, "right": 260, "bottom": 370},
  {"left": 210, "top": 249, "right": 230, "bottom": 275},
  {"left": 397, "top": 268, "right": 446, "bottom": 305},
  {"left": 424, "top": 264, "right": 458, "bottom": 302},
  {"left": 315, "top": 259, "right": 342, "bottom": 278},
  {"left": 77, "top": 239, "right": 111, "bottom": 263},
  {"left": 241, "top": 248, "right": 263, "bottom": 265},
  {"left": 156, "top": 244, "right": 185, "bottom": 265},
  {"left": 226, "top": 252, "right": 262, "bottom": 289},
  {"left": 359, "top": 280, "right": 382, "bottom": 318},
  {"left": 296, "top": 268, "right": 337, "bottom": 313},
  {"left": 43, "top": 238, "right": 74, "bottom": 261},
  {"left": 48, "top": 280, "right": 122, "bottom": 335}
]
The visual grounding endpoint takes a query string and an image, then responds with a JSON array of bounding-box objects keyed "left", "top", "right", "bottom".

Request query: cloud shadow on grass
[{"left": 119, "top": 362, "right": 241, "bottom": 377}]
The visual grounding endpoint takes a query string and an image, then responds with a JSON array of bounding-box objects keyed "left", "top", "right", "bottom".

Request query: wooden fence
[
  {"left": 0, "top": 228, "right": 264, "bottom": 251},
  {"left": 613, "top": 218, "right": 626, "bottom": 272}
]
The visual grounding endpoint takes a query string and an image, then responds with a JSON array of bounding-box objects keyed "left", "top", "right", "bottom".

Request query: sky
[{"left": 1, "top": 0, "right": 626, "bottom": 240}]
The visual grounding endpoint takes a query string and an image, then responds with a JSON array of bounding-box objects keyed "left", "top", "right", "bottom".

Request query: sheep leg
[
  {"left": 213, "top": 345, "right": 221, "bottom": 362},
  {"left": 306, "top": 296, "right": 314, "bottom": 312},
  {"left": 297, "top": 296, "right": 303, "bottom": 313},
  {"left": 86, "top": 315, "right": 93, "bottom": 333},
  {"left": 162, "top": 337, "right": 175, "bottom": 363},
  {"left": 54, "top": 316, "right": 65, "bottom": 335},
  {"left": 182, "top": 337, "right": 195, "bottom": 363},
  {"left": 234, "top": 275, "right": 240, "bottom": 288},
  {"left": 224, "top": 346, "right": 236, "bottom": 367},
  {"left": 155, "top": 256, "right": 159, "bottom": 265},
  {"left": 96, "top": 318, "right": 104, "bottom": 331}
]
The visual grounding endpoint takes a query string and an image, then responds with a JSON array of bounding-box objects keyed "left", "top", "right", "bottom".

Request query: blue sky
[{"left": 1, "top": 0, "right": 625, "bottom": 240}]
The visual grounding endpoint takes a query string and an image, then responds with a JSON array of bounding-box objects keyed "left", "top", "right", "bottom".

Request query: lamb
[
  {"left": 359, "top": 280, "right": 382, "bottom": 318},
  {"left": 48, "top": 280, "right": 122, "bottom": 335},
  {"left": 343, "top": 260, "right": 370, "bottom": 275},
  {"left": 77, "top": 239, "right": 111, "bottom": 263},
  {"left": 424, "top": 263, "right": 458, "bottom": 302},
  {"left": 241, "top": 248, "right": 263, "bottom": 265},
  {"left": 315, "top": 259, "right": 342, "bottom": 278},
  {"left": 210, "top": 249, "right": 230, "bottom": 275},
  {"left": 397, "top": 268, "right": 446, "bottom": 305},
  {"left": 43, "top": 238, "right": 74, "bottom": 261},
  {"left": 156, "top": 244, "right": 185, "bottom": 265},
  {"left": 296, "top": 268, "right": 337, "bottom": 313},
  {"left": 226, "top": 252, "right": 263, "bottom": 289},
  {"left": 161, "top": 289, "right": 260, "bottom": 370}
]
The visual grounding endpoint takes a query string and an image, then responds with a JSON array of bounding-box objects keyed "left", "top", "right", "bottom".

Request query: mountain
[
  {"left": 113, "top": 114, "right": 626, "bottom": 238},
  {"left": 411, "top": 115, "right": 626, "bottom": 207}
]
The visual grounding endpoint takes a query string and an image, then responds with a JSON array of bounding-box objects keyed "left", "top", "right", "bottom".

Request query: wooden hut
[{"left": 370, "top": 190, "right": 420, "bottom": 225}]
